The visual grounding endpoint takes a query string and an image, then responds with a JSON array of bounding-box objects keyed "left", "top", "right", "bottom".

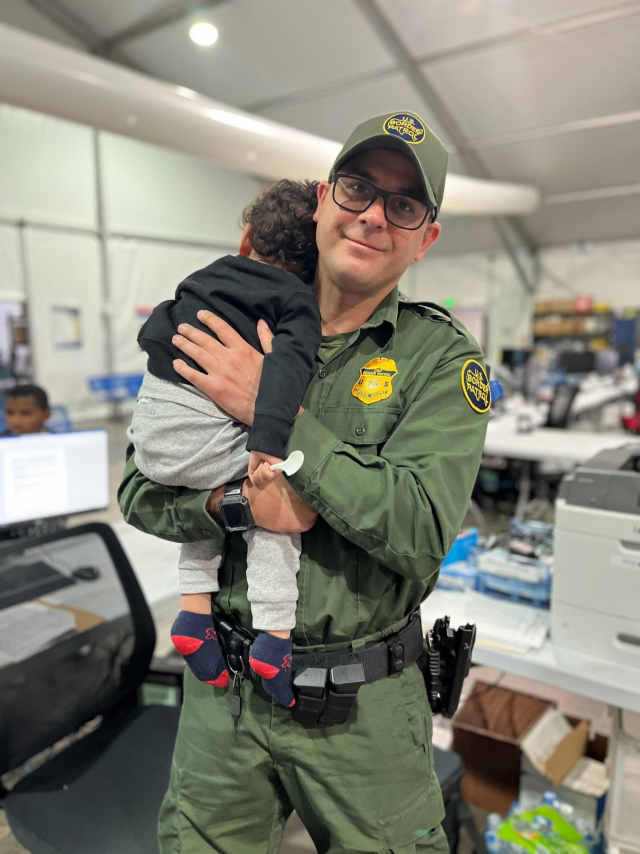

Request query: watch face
[{"left": 222, "top": 501, "right": 246, "bottom": 530}]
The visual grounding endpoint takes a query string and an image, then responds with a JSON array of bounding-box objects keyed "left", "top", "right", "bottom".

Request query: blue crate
[
  {"left": 442, "top": 529, "right": 478, "bottom": 566},
  {"left": 88, "top": 373, "right": 144, "bottom": 402}
]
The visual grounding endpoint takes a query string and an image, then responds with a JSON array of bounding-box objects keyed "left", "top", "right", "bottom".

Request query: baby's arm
[{"left": 248, "top": 451, "right": 283, "bottom": 489}]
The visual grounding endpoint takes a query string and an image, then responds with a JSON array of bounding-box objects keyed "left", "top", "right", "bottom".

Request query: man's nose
[{"left": 359, "top": 196, "right": 387, "bottom": 228}]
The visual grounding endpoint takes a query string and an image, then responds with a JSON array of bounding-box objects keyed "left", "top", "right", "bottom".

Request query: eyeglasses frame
[{"left": 331, "top": 172, "right": 436, "bottom": 230}]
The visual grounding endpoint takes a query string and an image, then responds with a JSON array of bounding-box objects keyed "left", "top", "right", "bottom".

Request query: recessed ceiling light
[{"left": 189, "top": 22, "right": 218, "bottom": 46}]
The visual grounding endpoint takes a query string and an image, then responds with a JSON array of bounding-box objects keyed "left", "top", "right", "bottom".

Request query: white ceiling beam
[{"left": 0, "top": 23, "right": 538, "bottom": 219}]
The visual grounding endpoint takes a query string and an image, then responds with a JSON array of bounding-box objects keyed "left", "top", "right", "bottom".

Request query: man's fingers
[
  {"left": 197, "top": 311, "right": 245, "bottom": 349},
  {"left": 257, "top": 319, "right": 274, "bottom": 355},
  {"left": 173, "top": 359, "right": 218, "bottom": 396},
  {"left": 172, "top": 335, "right": 219, "bottom": 371},
  {"left": 176, "top": 324, "right": 226, "bottom": 356}
]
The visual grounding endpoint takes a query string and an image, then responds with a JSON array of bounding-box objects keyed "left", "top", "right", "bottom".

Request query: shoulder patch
[{"left": 461, "top": 359, "right": 490, "bottom": 413}]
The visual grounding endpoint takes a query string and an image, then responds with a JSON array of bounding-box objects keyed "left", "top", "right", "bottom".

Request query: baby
[{"left": 129, "top": 180, "right": 322, "bottom": 707}]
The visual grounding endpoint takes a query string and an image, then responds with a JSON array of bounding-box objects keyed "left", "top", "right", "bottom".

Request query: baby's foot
[
  {"left": 249, "top": 633, "right": 295, "bottom": 708},
  {"left": 171, "top": 611, "right": 229, "bottom": 687}
]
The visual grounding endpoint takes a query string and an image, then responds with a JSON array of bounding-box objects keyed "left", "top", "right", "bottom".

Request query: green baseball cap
[{"left": 329, "top": 111, "right": 448, "bottom": 217}]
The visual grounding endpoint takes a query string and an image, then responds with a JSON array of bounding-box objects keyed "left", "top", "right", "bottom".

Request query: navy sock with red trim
[
  {"left": 249, "top": 632, "right": 295, "bottom": 708},
  {"left": 171, "top": 611, "right": 229, "bottom": 688}
]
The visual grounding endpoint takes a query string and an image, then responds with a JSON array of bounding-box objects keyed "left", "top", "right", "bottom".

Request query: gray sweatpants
[{"left": 128, "top": 372, "right": 301, "bottom": 631}]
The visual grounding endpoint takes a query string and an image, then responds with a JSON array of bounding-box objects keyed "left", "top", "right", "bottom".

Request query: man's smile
[{"left": 343, "top": 235, "right": 385, "bottom": 253}]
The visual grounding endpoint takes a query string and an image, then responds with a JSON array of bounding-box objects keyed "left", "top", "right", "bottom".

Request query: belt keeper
[{"left": 388, "top": 640, "right": 405, "bottom": 674}]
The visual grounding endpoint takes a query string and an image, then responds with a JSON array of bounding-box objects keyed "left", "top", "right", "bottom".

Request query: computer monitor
[
  {"left": 0, "top": 430, "right": 108, "bottom": 526},
  {"left": 558, "top": 350, "right": 596, "bottom": 375}
]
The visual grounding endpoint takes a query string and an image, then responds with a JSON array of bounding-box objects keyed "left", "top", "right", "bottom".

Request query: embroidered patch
[
  {"left": 383, "top": 113, "right": 426, "bottom": 145},
  {"left": 461, "top": 359, "right": 491, "bottom": 413},
  {"left": 352, "top": 358, "right": 398, "bottom": 404}
]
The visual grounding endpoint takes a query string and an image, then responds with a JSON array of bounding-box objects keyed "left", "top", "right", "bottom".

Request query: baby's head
[{"left": 242, "top": 180, "right": 319, "bottom": 284}]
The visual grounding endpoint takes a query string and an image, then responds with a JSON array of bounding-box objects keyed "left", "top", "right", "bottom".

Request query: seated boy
[
  {"left": 129, "top": 180, "right": 321, "bottom": 707},
  {"left": 2, "top": 384, "right": 51, "bottom": 435}
]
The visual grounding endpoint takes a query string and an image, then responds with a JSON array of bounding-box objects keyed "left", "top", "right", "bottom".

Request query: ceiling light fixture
[{"left": 189, "top": 22, "right": 219, "bottom": 46}]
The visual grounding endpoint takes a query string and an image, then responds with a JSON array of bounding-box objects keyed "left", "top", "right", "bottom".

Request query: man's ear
[
  {"left": 414, "top": 221, "right": 440, "bottom": 262},
  {"left": 238, "top": 223, "right": 253, "bottom": 257},
  {"left": 313, "top": 181, "right": 331, "bottom": 224},
  {"left": 43, "top": 408, "right": 51, "bottom": 424}
]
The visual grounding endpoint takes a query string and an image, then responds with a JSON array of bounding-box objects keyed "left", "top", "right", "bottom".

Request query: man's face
[
  {"left": 5, "top": 396, "right": 50, "bottom": 435},
  {"left": 313, "top": 148, "right": 440, "bottom": 295}
]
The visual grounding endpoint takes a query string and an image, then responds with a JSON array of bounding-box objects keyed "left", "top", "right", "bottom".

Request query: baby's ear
[{"left": 238, "top": 223, "right": 253, "bottom": 257}]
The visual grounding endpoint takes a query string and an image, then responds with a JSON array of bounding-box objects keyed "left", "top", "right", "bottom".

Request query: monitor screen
[{"left": 0, "top": 430, "right": 109, "bottom": 526}]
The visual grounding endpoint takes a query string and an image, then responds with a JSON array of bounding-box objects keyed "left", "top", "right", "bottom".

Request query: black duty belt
[{"left": 213, "top": 611, "right": 424, "bottom": 730}]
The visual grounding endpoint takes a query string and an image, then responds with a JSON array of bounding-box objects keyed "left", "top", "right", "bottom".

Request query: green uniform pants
[{"left": 158, "top": 663, "right": 448, "bottom": 854}]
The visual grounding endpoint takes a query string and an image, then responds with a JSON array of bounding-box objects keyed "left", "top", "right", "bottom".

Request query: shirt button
[
  {"left": 355, "top": 426, "right": 366, "bottom": 436},
  {"left": 318, "top": 369, "right": 327, "bottom": 379}
]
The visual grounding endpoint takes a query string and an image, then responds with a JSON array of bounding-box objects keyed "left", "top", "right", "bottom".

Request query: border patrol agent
[{"left": 119, "top": 112, "right": 490, "bottom": 854}]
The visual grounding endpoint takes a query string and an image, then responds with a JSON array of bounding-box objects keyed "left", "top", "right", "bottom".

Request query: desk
[
  {"left": 484, "top": 417, "right": 628, "bottom": 465},
  {"left": 484, "top": 417, "right": 629, "bottom": 517},
  {"left": 112, "top": 520, "right": 180, "bottom": 622}
]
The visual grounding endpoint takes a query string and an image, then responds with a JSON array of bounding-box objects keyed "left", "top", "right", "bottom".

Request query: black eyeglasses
[{"left": 332, "top": 173, "right": 434, "bottom": 230}]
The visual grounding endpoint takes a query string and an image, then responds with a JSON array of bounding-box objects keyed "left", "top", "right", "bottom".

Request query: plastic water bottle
[
  {"left": 484, "top": 831, "right": 504, "bottom": 854},
  {"left": 486, "top": 813, "right": 502, "bottom": 832}
]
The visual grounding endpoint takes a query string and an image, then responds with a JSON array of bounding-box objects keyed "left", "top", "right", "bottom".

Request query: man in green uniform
[{"left": 119, "top": 112, "right": 490, "bottom": 853}]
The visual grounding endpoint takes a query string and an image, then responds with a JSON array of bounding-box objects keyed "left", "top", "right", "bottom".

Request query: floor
[{"left": 0, "top": 419, "right": 607, "bottom": 853}]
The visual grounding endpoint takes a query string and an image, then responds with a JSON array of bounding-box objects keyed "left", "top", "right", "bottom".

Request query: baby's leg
[
  {"left": 171, "top": 541, "right": 228, "bottom": 687},
  {"left": 243, "top": 529, "right": 301, "bottom": 707}
]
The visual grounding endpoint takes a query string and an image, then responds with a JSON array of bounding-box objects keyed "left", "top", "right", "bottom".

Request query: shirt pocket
[{"left": 320, "top": 405, "right": 401, "bottom": 454}]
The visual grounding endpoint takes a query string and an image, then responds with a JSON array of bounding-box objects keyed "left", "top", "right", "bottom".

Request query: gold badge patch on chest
[
  {"left": 352, "top": 358, "right": 398, "bottom": 404},
  {"left": 461, "top": 359, "right": 491, "bottom": 413}
]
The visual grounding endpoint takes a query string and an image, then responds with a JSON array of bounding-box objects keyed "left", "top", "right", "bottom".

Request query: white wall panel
[
  {"left": 24, "top": 229, "right": 106, "bottom": 414},
  {"left": 409, "top": 252, "right": 532, "bottom": 362},
  {"left": 0, "top": 224, "right": 23, "bottom": 300},
  {"left": 101, "top": 134, "right": 262, "bottom": 245},
  {"left": 539, "top": 240, "right": 640, "bottom": 311},
  {"left": 108, "top": 238, "right": 228, "bottom": 375},
  {"left": 0, "top": 105, "right": 96, "bottom": 229}
]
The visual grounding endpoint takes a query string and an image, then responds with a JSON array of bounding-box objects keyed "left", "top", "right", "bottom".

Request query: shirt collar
[{"left": 360, "top": 286, "right": 399, "bottom": 346}]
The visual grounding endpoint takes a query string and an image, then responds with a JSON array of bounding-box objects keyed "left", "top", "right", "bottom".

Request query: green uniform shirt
[{"left": 119, "top": 286, "right": 489, "bottom": 648}]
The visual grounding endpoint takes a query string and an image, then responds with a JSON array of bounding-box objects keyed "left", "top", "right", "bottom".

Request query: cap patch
[
  {"left": 383, "top": 113, "right": 426, "bottom": 145},
  {"left": 352, "top": 358, "right": 398, "bottom": 404},
  {"left": 461, "top": 359, "right": 490, "bottom": 413}
]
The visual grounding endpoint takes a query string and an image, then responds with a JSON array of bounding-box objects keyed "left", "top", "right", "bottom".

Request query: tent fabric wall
[
  {"left": 24, "top": 228, "right": 106, "bottom": 414},
  {"left": 108, "top": 238, "right": 228, "bottom": 375},
  {"left": 101, "top": 133, "right": 262, "bottom": 245},
  {"left": 0, "top": 104, "right": 96, "bottom": 230},
  {"left": 0, "top": 224, "right": 23, "bottom": 300}
]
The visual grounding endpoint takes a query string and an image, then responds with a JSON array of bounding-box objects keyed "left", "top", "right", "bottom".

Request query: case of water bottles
[{"left": 484, "top": 791, "right": 602, "bottom": 854}]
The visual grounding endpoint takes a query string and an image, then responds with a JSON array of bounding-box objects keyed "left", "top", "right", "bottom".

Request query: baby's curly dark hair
[{"left": 242, "top": 179, "right": 319, "bottom": 284}]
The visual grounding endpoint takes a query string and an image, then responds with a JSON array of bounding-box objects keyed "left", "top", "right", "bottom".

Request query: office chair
[
  {"left": 435, "top": 747, "right": 490, "bottom": 854},
  {"left": 545, "top": 383, "right": 579, "bottom": 429},
  {"left": 0, "top": 523, "right": 180, "bottom": 854}
]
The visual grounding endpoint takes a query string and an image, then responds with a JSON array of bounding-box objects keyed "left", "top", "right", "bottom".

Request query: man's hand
[
  {"left": 248, "top": 450, "right": 283, "bottom": 489},
  {"left": 172, "top": 311, "right": 275, "bottom": 425},
  {"left": 207, "top": 477, "right": 317, "bottom": 533}
]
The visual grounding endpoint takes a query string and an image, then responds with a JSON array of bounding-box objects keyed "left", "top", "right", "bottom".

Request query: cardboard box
[
  {"left": 452, "top": 682, "right": 554, "bottom": 815},
  {"left": 519, "top": 709, "right": 608, "bottom": 832}
]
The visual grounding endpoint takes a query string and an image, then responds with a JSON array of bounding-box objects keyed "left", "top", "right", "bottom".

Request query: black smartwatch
[{"left": 218, "top": 479, "right": 255, "bottom": 533}]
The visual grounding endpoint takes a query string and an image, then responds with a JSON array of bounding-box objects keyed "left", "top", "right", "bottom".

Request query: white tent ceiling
[{"left": 2, "top": 0, "right": 639, "bottom": 255}]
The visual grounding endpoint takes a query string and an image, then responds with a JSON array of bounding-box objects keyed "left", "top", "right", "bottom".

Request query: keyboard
[{"left": 0, "top": 561, "right": 74, "bottom": 610}]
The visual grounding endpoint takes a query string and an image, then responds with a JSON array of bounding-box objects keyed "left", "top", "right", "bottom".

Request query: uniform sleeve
[
  {"left": 117, "top": 444, "right": 225, "bottom": 544},
  {"left": 247, "top": 291, "right": 322, "bottom": 458},
  {"left": 287, "top": 343, "right": 489, "bottom": 582}
]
